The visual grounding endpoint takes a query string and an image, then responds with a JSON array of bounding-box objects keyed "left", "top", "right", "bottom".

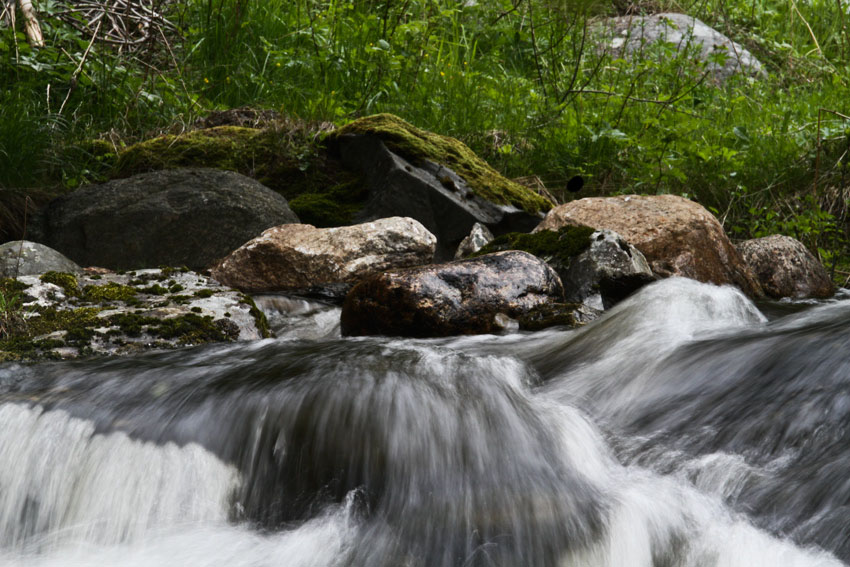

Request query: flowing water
[{"left": 0, "top": 278, "right": 849, "bottom": 566}]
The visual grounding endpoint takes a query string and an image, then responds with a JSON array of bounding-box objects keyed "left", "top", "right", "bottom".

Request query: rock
[
  {"left": 0, "top": 241, "right": 82, "bottom": 278},
  {"left": 597, "top": 13, "right": 764, "bottom": 82},
  {"left": 736, "top": 235, "right": 834, "bottom": 299},
  {"left": 454, "top": 222, "right": 494, "bottom": 259},
  {"left": 474, "top": 225, "right": 654, "bottom": 309},
  {"left": 562, "top": 229, "right": 656, "bottom": 309},
  {"left": 536, "top": 194, "right": 762, "bottom": 298},
  {"left": 0, "top": 268, "right": 270, "bottom": 361},
  {"left": 211, "top": 217, "right": 436, "bottom": 293},
  {"left": 326, "top": 114, "right": 551, "bottom": 258},
  {"left": 31, "top": 168, "right": 299, "bottom": 270},
  {"left": 341, "top": 250, "right": 572, "bottom": 337}
]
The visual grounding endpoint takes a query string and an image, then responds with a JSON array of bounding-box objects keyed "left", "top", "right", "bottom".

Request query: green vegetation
[
  {"left": 39, "top": 271, "right": 79, "bottom": 296},
  {"left": 2, "top": 0, "right": 849, "bottom": 275},
  {"left": 82, "top": 282, "right": 137, "bottom": 302},
  {"left": 474, "top": 226, "right": 596, "bottom": 265}
]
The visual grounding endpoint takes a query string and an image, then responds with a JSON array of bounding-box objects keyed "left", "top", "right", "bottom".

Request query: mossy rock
[
  {"left": 326, "top": 114, "right": 553, "bottom": 215},
  {"left": 473, "top": 225, "right": 596, "bottom": 268},
  {"left": 39, "top": 271, "right": 79, "bottom": 297},
  {"left": 113, "top": 124, "right": 365, "bottom": 227}
]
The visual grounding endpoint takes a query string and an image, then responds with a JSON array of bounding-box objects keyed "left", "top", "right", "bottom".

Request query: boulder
[
  {"left": 474, "top": 225, "right": 654, "bottom": 309},
  {"left": 597, "top": 13, "right": 764, "bottom": 82},
  {"left": 326, "top": 114, "right": 551, "bottom": 258},
  {"left": 341, "top": 250, "right": 576, "bottom": 337},
  {"left": 0, "top": 241, "right": 82, "bottom": 278},
  {"left": 31, "top": 168, "right": 299, "bottom": 270},
  {"left": 561, "top": 229, "right": 656, "bottom": 309},
  {"left": 0, "top": 267, "right": 269, "bottom": 361},
  {"left": 454, "top": 222, "right": 494, "bottom": 259},
  {"left": 211, "top": 217, "right": 436, "bottom": 295},
  {"left": 536, "top": 194, "right": 762, "bottom": 297},
  {"left": 736, "top": 235, "right": 834, "bottom": 299}
]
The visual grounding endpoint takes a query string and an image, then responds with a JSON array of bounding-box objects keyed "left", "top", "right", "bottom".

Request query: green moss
[
  {"left": 239, "top": 294, "right": 271, "bottom": 339},
  {"left": 0, "top": 278, "right": 29, "bottom": 295},
  {"left": 27, "top": 306, "right": 102, "bottom": 342},
  {"left": 193, "top": 289, "right": 214, "bottom": 299},
  {"left": 327, "top": 114, "right": 553, "bottom": 215},
  {"left": 289, "top": 193, "right": 359, "bottom": 227},
  {"left": 83, "top": 282, "right": 137, "bottom": 302},
  {"left": 141, "top": 284, "right": 169, "bottom": 295},
  {"left": 154, "top": 313, "right": 233, "bottom": 344},
  {"left": 474, "top": 225, "right": 596, "bottom": 266},
  {"left": 39, "top": 272, "right": 79, "bottom": 297},
  {"left": 116, "top": 126, "right": 261, "bottom": 176},
  {"left": 169, "top": 283, "right": 185, "bottom": 293}
]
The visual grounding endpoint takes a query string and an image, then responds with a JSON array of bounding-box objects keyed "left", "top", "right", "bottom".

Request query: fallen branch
[{"left": 17, "top": 0, "right": 43, "bottom": 47}]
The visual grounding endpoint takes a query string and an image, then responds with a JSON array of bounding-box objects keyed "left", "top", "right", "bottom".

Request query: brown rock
[
  {"left": 536, "top": 195, "right": 762, "bottom": 297},
  {"left": 736, "top": 235, "right": 834, "bottom": 299},
  {"left": 340, "top": 250, "right": 568, "bottom": 337},
  {"left": 211, "top": 217, "right": 436, "bottom": 292}
]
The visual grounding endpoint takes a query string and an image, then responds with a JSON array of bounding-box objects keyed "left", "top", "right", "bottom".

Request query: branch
[{"left": 17, "top": 0, "right": 42, "bottom": 47}]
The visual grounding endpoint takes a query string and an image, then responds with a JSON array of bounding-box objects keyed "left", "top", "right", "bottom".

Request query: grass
[{"left": 1, "top": 0, "right": 849, "bottom": 275}]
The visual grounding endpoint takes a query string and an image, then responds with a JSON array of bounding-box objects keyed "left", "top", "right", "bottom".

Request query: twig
[{"left": 57, "top": 18, "right": 103, "bottom": 117}]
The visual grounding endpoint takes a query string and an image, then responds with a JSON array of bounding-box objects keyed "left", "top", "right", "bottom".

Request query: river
[{"left": 0, "top": 277, "right": 847, "bottom": 566}]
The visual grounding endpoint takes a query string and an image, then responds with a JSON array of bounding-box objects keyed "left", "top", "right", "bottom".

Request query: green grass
[{"left": 1, "top": 0, "right": 849, "bottom": 274}]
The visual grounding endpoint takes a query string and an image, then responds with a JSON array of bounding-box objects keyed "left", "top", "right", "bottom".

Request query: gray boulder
[
  {"left": 736, "top": 235, "right": 834, "bottom": 299},
  {"left": 454, "top": 222, "right": 495, "bottom": 259},
  {"left": 0, "top": 241, "right": 82, "bottom": 278},
  {"left": 334, "top": 135, "right": 544, "bottom": 259},
  {"left": 598, "top": 13, "right": 765, "bottom": 82},
  {"left": 31, "top": 168, "right": 299, "bottom": 270},
  {"left": 562, "top": 229, "right": 656, "bottom": 309},
  {"left": 341, "top": 250, "right": 581, "bottom": 337}
]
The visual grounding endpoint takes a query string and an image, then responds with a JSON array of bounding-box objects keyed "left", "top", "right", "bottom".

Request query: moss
[
  {"left": 1, "top": 278, "right": 28, "bottom": 293},
  {"left": 27, "top": 306, "right": 101, "bottom": 337},
  {"left": 154, "top": 313, "right": 234, "bottom": 344},
  {"left": 193, "top": 289, "right": 214, "bottom": 299},
  {"left": 239, "top": 294, "right": 271, "bottom": 338},
  {"left": 116, "top": 126, "right": 261, "bottom": 176},
  {"left": 169, "top": 283, "right": 185, "bottom": 293},
  {"left": 474, "top": 225, "right": 596, "bottom": 266},
  {"left": 141, "top": 284, "right": 169, "bottom": 295},
  {"left": 289, "top": 193, "right": 360, "bottom": 227},
  {"left": 83, "top": 282, "right": 137, "bottom": 302},
  {"left": 327, "top": 114, "right": 553, "bottom": 215},
  {"left": 190, "top": 306, "right": 202, "bottom": 313},
  {"left": 39, "top": 272, "right": 79, "bottom": 296}
]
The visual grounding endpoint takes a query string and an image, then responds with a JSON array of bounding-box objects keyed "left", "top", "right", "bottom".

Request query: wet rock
[
  {"left": 562, "top": 229, "right": 655, "bottom": 309},
  {"left": 30, "top": 168, "right": 298, "bottom": 270},
  {"left": 211, "top": 217, "right": 436, "bottom": 293},
  {"left": 737, "top": 235, "right": 834, "bottom": 299},
  {"left": 341, "top": 250, "right": 571, "bottom": 337},
  {"left": 536, "top": 194, "right": 762, "bottom": 298},
  {"left": 454, "top": 222, "right": 494, "bottom": 259},
  {"left": 597, "top": 13, "right": 764, "bottom": 82},
  {"left": 0, "top": 268, "right": 269, "bottom": 361},
  {"left": 0, "top": 241, "right": 82, "bottom": 278},
  {"left": 327, "top": 114, "right": 551, "bottom": 258},
  {"left": 474, "top": 225, "right": 653, "bottom": 309}
]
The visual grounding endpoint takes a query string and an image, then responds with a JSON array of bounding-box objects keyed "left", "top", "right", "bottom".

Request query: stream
[{"left": 0, "top": 277, "right": 848, "bottom": 566}]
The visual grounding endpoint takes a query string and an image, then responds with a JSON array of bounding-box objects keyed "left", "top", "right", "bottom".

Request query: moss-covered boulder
[
  {"left": 327, "top": 114, "right": 552, "bottom": 215},
  {"left": 114, "top": 123, "right": 365, "bottom": 228},
  {"left": 0, "top": 268, "right": 270, "bottom": 361},
  {"left": 327, "top": 114, "right": 553, "bottom": 258}
]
